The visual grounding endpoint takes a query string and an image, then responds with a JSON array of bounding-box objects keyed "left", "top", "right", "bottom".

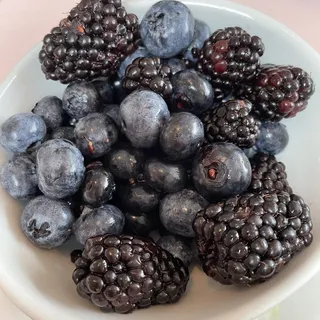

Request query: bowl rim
[{"left": 1, "top": 0, "right": 320, "bottom": 319}]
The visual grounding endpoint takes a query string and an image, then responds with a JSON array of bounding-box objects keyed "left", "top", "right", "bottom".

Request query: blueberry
[
  {"left": 157, "top": 234, "right": 193, "bottom": 266},
  {"left": 159, "top": 189, "right": 208, "bottom": 237},
  {"left": 117, "top": 46, "right": 151, "bottom": 79},
  {"left": 91, "top": 79, "right": 114, "bottom": 105},
  {"left": 118, "top": 181, "right": 160, "bottom": 213},
  {"left": 74, "top": 113, "right": 118, "bottom": 158},
  {"left": 21, "top": 196, "right": 75, "bottom": 249},
  {"left": 144, "top": 158, "right": 188, "bottom": 193},
  {"left": 106, "top": 145, "right": 145, "bottom": 180},
  {"left": 140, "top": 0, "right": 195, "bottom": 58},
  {"left": 73, "top": 205, "right": 125, "bottom": 245},
  {"left": 0, "top": 113, "right": 47, "bottom": 153},
  {"left": 160, "top": 112, "right": 204, "bottom": 161},
  {"left": 101, "top": 104, "right": 121, "bottom": 127},
  {"left": 170, "top": 70, "right": 214, "bottom": 115},
  {"left": 37, "top": 139, "right": 85, "bottom": 199},
  {"left": 164, "top": 58, "right": 187, "bottom": 75},
  {"left": 120, "top": 90, "right": 170, "bottom": 148},
  {"left": 0, "top": 154, "right": 38, "bottom": 200},
  {"left": 192, "top": 143, "right": 252, "bottom": 200},
  {"left": 183, "top": 20, "right": 210, "bottom": 63},
  {"left": 62, "top": 82, "right": 99, "bottom": 120},
  {"left": 255, "top": 122, "right": 289, "bottom": 155},
  {"left": 32, "top": 96, "right": 64, "bottom": 131},
  {"left": 51, "top": 126, "right": 75, "bottom": 142},
  {"left": 113, "top": 78, "right": 129, "bottom": 104},
  {"left": 82, "top": 162, "right": 116, "bottom": 208},
  {"left": 124, "top": 211, "right": 159, "bottom": 237}
]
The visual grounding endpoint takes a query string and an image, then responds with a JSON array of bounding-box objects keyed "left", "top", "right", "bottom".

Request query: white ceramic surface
[{"left": 0, "top": 0, "right": 320, "bottom": 319}]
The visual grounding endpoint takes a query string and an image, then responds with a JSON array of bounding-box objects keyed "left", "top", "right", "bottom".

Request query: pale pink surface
[{"left": 0, "top": 0, "right": 319, "bottom": 319}]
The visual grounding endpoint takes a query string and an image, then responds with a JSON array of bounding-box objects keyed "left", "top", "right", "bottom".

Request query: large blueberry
[
  {"left": 160, "top": 112, "right": 204, "bottom": 161},
  {"left": 184, "top": 20, "right": 210, "bottom": 63},
  {"left": 0, "top": 154, "right": 38, "bottom": 200},
  {"left": 107, "top": 145, "right": 145, "bottom": 180},
  {"left": 159, "top": 189, "right": 208, "bottom": 237},
  {"left": 118, "top": 181, "right": 160, "bottom": 213},
  {"left": 32, "top": 96, "right": 64, "bottom": 131},
  {"left": 21, "top": 196, "right": 75, "bottom": 249},
  {"left": 192, "top": 143, "right": 252, "bottom": 200},
  {"left": 62, "top": 82, "right": 99, "bottom": 120},
  {"left": 73, "top": 205, "right": 125, "bottom": 245},
  {"left": 157, "top": 234, "right": 193, "bottom": 266},
  {"left": 82, "top": 162, "right": 115, "bottom": 208},
  {"left": 117, "top": 46, "right": 151, "bottom": 79},
  {"left": 171, "top": 70, "right": 214, "bottom": 115},
  {"left": 144, "top": 158, "right": 188, "bottom": 193},
  {"left": 101, "top": 104, "right": 121, "bottom": 127},
  {"left": 164, "top": 58, "right": 187, "bottom": 75},
  {"left": 74, "top": 113, "right": 118, "bottom": 158},
  {"left": 120, "top": 90, "right": 170, "bottom": 148},
  {"left": 37, "top": 139, "right": 85, "bottom": 199},
  {"left": 91, "top": 79, "right": 114, "bottom": 105},
  {"left": 51, "top": 126, "right": 75, "bottom": 142},
  {"left": 140, "top": 0, "right": 195, "bottom": 58},
  {"left": 255, "top": 121, "right": 289, "bottom": 155},
  {"left": 0, "top": 113, "right": 47, "bottom": 153}
]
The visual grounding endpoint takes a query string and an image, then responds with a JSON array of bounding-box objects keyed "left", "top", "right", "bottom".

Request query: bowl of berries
[{"left": 0, "top": 0, "right": 319, "bottom": 319}]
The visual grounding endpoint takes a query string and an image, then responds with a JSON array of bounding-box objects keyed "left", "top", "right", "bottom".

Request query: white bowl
[{"left": 0, "top": 0, "right": 320, "bottom": 319}]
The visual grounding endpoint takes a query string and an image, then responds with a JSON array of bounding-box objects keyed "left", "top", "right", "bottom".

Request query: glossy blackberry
[
  {"left": 123, "top": 57, "right": 173, "bottom": 99},
  {"left": 202, "top": 99, "right": 260, "bottom": 148},
  {"left": 193, "top": 191, "right": 313, "bottom": 285},
  {"left": 39, "top": 0, "right": 140, "bottom": 83},
  {"left": 72, "top": 234, "right": 189, "bottom": 313},
  {"left": 194, "top": 27, "right": 264, "bottom": 102},
  {"left": 238, "top": 65, "right": 314, "bottom": 121},
  {"left": 250, "top": 153, "right": 292, "bottom": 194}
]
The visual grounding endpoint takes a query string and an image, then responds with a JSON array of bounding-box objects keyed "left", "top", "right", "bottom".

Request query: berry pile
[{"left": 0, "top": 0, "right": 315, "bottom": 315}]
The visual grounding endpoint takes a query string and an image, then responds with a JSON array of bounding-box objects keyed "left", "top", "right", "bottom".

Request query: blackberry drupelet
[
  {"left": 193, "top": 27, "right": 264, "bottom": 102},
  {"left": 202, "top": 99, "right": 260, "bottom": 148},
  {"left": 193, "top": 191, "right": 313, "bottom": 285},
  {"left": 238, "top": 64, "right": 314, "bottom": 121},
  {"left": 123, "top": 57, "right": 173, "bottom": 99},
  {"left": 72, "top": 234, "right": 189, "bottom": 313},
  {"left": 39, "top": 0, "right": 140, "bottom": 83},
  {"left": 250, "top": 153, "right": 292, "bottom": 194}
]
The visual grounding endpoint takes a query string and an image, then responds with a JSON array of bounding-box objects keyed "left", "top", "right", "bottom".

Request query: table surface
[{"left": 0, "top": 0, "right": 319, "bottom": 319}]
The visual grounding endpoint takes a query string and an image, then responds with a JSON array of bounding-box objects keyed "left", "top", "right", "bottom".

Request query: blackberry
[
  {"left": 72, "top": 234, "right": 189, "bottom": 313},
  {"left": 39, "top": 0, "right": 140, "bottom": 84},
  {"left": 194, "top": 27, "right": 264, "bottom": 102},
  {"left": 238, "top": 65, "right": 314, "bottom": 121},
  {"left": 250, "top": 153, "right": 292, "bottom": 194},
  {"left": 202, "top": 99, "right": 260, "bottom": 148},
  {"left": 193, "top": 191, "right": 313, "bottom": 285},
  {"left": 123, "top": 57, "right": 173, "bottom": 99}
]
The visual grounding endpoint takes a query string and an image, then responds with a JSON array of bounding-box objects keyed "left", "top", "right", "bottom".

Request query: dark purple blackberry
[
  {"left": 39, "top": 0, "right": 140, "bottom": 84},
  {"left": 250, "top": 153, "right": 292, "bottom": 194},
  {"left": 202, "top": 99, "right": 260, "bottom": 148},
  {"left": 193, "top": 191, "right": 313, "bottom": 285},
  {"left": 72, "top": 234, "right": 189, "bottom": 313},
  {"left": 123, "top": 57, "right": 173, "bottom": 99},
  {"left": 238, "top": 65, "right": 314, "bottom": 121},
  {"left": 193, "top": 27, "right": 264, "bottom": 102}
]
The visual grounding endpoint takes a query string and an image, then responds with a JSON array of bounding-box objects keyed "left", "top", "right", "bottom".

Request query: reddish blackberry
[
  {"left": 250, "top": 153, "right": 292, "bottom": 194},
  {"left": 238, "top": 64, "right": 314, "bottom": 121},
  {"left": 193, "top": 191, "right": 313, "bottom": 285},
  {"left": 72, "top": 234, "right": 189, "bottom": 313},
  {"left": 39, "top": 0, "right": 140, "bottom": 84},
  {"left": 193, "top": 27, "right": 265, "bottom": 102},
  {"left": 123, "top": 57, "right": 173, "bottom": 99},
  {"left": 202, "top": 99, "right": 260, "bottom": 148}
]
